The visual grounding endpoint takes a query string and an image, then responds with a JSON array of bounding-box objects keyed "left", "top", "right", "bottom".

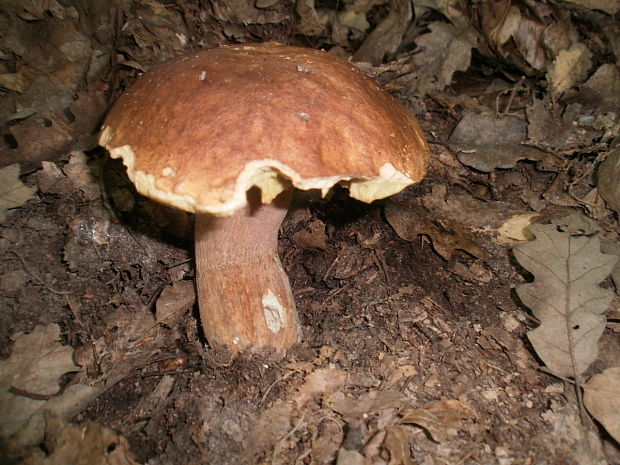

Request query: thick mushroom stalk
[{"left": 194, "top": 189, "right": 300, "bottom": 354}]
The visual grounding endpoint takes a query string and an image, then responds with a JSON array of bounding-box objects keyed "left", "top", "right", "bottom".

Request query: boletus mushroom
[{"left": 99, "top": 42, "right": 431, "bottom": 356}]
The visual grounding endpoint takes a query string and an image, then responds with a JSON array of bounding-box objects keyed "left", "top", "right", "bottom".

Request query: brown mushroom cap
[{"left": 100, "top": 42, "right": 430, "bottom": 215}]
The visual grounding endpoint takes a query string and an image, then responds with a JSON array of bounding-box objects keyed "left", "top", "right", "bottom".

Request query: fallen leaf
[
  {"left": 327, "top": 390, "right": 408, "bottom": 422},
  {"left": 552, "top": 211, "right": 601, "bottom": 236},
  {"left": 155, "top": 280, "right": 196, "bottom": 327},
  {"left": 20, "top": 414, "right": 140, "bottom": 465},
  {"left": 296, "top": 367, "right": 348, "bottom": 407},
  {"left": 448, "top": 112, "right": 544, "bottom": 172},
  {"left": 0, "top": 0, "right": 117, "bottom": 165},
  {"left": 600, "top": 239, "right": 620, "bottom": 290},
  {"left": 0, "top": 324, "right": 76, "bottom": 400},
  {"left": 35, "top": 162, "right": 70, "bottom": 196},
  {"left": 598, "top": 145, "right": 620, "bottom": 216},
  {"left": 336, "top": 448, "right": 366, "bottom": 465},
  {"left": 0, "top": 324, "right": 99, "bottom": 451},
  {"left": 292, "top": 218, "right": 328, "bottom": 250},
  {"left": 0, "top": 163, "right": 36, "bottom": 223},
  {"left": 451, "top": 260, "right": 493, "bottom": 283},
  {"left": 399, "top": 399, "right": 473, "bottom": 442},
  {"left": 385, "top": 202, "right": 485, "bottom": 260},
  {"left": 539, "top": 400, "right": 608, "bottom": 463},
  {"left": 384, "top": 425, "right": 414, "bottom": 465},
  {"left": 295, "top": 0, "right": 331, "bottom": 36},
  {"left": 513, "top": 224, "right": 618, "bottom": 378},
  {"left": 337, "top": 1, "right": 371, "bottom": 33},
  {"left": 475, "top": 0, "right": 550, "bottom": 72},
  {"left": 245, "top": 399, "right": 294, "bottom": 462},
  {"left": 385, "top": 365, "right": 418, "bottom": 389},
  {"left": 509, "top": 10, "right": 549, "bottom": 71},
  {"left": 547, "top": 42, "right": 593, "bottom": 98},
  {"left": 0, "top": 72, "right": 29, "bottom": 92},
  {"left": 583, "top": 366, "right": 620, "bottom": 442},
  {"left": 494, "top": 213, "right": 538, "bottom": 244},
  {"left": 419, "top": 187, "right": 535, "bottom": 244},
  {"left": 407, "top": 21, "right": 476, "bottom": 95},
  {"left": 353, "top": 0, "right": 412, "bottom": 66},
  {"left": 559, "top": 0, "right": 620, "bottom": 15},
  {"left": 574, "top": 63, "right": 620, "bottom": 114},
  {"left": 123, "top": 0, "right": 190, "bottom": 62},
  {"left": 526, "top": 92, "right": 613, "bottom": 152}
]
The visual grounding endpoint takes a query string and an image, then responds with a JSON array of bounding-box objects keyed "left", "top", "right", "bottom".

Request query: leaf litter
[
  {"left": 514, "top": 219, "right": 618, "bottom": 432},
  {"left": 1, "top": 0, "right": 620, "bottom": 463},
  {"left": 19, "top": 413, "right": 140, "bottom": 465},
  {"left": 514, "top": 222, "right": 617, "bottom": 378},
  {"left": 0, "top": 164, "right": 36, "bottom": 223},
  {"left": 583, "top": 367, "right": 620, "bottom": 443}
]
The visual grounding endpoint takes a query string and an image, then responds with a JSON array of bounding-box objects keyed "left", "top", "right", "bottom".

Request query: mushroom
[{"left": 99, "top": 42, "right": 431, "bottom": 356}]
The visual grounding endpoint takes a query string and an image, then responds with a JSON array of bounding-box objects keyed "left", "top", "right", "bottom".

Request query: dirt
[
  {"left": 1, "top": 2, "right": 619, "bottom": 461},
  {"left": 2, "top": 140, "right": 618, "bottom": 464}
]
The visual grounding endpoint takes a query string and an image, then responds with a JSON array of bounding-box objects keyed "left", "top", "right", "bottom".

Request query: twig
[
  {"left": 260, "top": 369, "right": 298, "bottom": 406},
  {"left": 271, "top": 413, "right": 306, "bottom": 464},
  {"left": 9, "top": 384, "right": 66, "bottom": 400}
]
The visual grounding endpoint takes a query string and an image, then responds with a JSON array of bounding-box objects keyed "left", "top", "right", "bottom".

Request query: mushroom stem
[{"left": 194, "top": 188, "right": 300, "bottom": 355}]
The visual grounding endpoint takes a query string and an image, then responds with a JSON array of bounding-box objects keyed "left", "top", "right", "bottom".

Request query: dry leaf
[
  {"left": 407, "top": 21, "right": 475, "bottom": 94},
  {"left": 0, "top": 72, "right": 29, "bottom": 92},
  {"left": 525, "top": 97, "right": 579, "bottom": 151},
  {"left": 399, "top": 399, "right": 472, "bottom": 442},
  {"left": 477, "top": 0, "right": 550, "bottom": 71},
  {"left": 578, "top": 63, "right": 620, "bottom": 114},
  {"left": 292, "top": 218, "right": 328, "bottom": 250},
  {"left": 560, "top": 0, "right": 620, "bottom": 15},
  {"left": 385, "top": 365, "right": 418, "bottom": 389},
  {"left": 20, "top": 414, "right": 140, "bottom": 465},
  {"left": 36, "top": 162, "right": 70, "bottom": 196},
  {"left": 494, "top": 213, "right": 538, "bottom": 244},
  {"left": 0, "top": 324, "right": 98, "bottom": 447},
  {"left": 0, "top": 163, "right": 36, "bottom": 223},
  {"left": 0, "top": 0, "right": 117, "bottom": 165},
  {"left": 212, "top": 0, "right": 288, "bottom": 26},
  {"left": 600, "top": 240, "right": 620, "bottom": 290},
  {"left": 155, "top": 280, "right": 196, "bottom": 327},
  {"left": 0, "top": 324, "right": 76, "bottom": 398},
  {"left": 353, "top": 0, "right": 412, "bottom": 66},
  {"left": 552, "top": 211, "right": 600, "bottom": 236},
  {"left": 246, "top": 400, "right": 294, "bottom": 461},
  {"left": 418, "top": 187, "right": 535, "bottom": 247},
  {"left": 540, "top": 400, "right": 607, "bottom": 464},
  {"left": 448, "top": 112, "right": 544, "bottom": 172},
  {"left": 327, "top": 390, "right": 408, "bottom": 422},
  {"left": 124, "top": 0, "right": 190, "bottom": 61},
  {"left": 598, "top": 145, "right": 620, "bottom": 216},
  {"left": 336, "top": 448, "right": 366, "bottom": 465},
  {"left": 583, "top": 366, "right": 620, "bottom": 442},
  {"left": 384, "top": 425, "right": 414, "bottom": 465},
  {"left": 295, "top": 0, "right": 332, "bottom": 36},
  {"left": 514, "top": 224, "right": 618, "bottom": 378},
  {"left": 385, "top": 202, "right": 485, "bottom": 260},
  {"left": 296, "top": 367, "right": 348, "bottom": 407},
  {"left": 547, "top": 42, "right": 593, "bottom": 98}
]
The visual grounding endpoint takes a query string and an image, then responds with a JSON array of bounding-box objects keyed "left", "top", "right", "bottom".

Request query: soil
[
  {"left": 2, "top": 140, "right": 618, "bottom": 464},
  {"left": 1, "top": 3, "right": 618, "bottom": 460}
]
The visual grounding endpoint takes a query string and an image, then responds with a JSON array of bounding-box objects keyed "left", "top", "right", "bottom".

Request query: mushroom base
[{"left": 194, "top": 188, "right": 300, "bottom": 355}]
